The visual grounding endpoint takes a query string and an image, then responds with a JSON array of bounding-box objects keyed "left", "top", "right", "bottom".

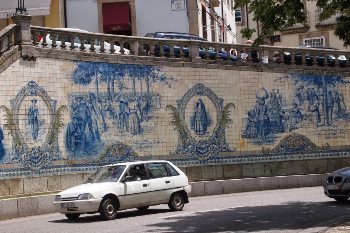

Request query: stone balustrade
[
  {"left": 0, "top": 24, "right": 17, "bottom": 56},
  {"left": 29, "top": 26, "right": 350, "bottom": 68}
]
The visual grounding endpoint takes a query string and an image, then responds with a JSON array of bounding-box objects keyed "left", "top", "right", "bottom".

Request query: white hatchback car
[{"left": 53, "top": 160, "right": 191, "bottom": 220}]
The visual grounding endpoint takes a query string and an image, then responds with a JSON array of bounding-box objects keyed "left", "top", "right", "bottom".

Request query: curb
[{"left": 0, "top": 174, "right": 325, "bottom": 221}]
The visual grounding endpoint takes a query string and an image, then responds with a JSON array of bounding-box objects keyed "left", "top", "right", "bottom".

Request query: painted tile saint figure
[
  {"left": 0, "top": 127, "right": 4, "bottom": 160},
  {"left": 65, "top": 116, "right": 83, "bottom": 156},
  {"left": 191, "top": 98, "right": 210, "bottom": 135},
  {"left": 28, "top": 99, "right": 39, "bottom": 141}
]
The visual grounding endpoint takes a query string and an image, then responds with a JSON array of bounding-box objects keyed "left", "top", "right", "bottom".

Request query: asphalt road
[{"left": 1, "top": 187, "right": 350, "bottom": 233}]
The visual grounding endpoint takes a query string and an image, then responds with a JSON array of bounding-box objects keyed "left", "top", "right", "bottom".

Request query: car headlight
[
  {"left": 55, "top": 195, "right": 61, "bottom": 202},
  {"left": 77, "top": 193, "right": 94, "bottom": 200}
]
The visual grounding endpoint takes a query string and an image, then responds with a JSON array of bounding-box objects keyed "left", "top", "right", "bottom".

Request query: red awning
[{"left": 102, "top": 2, "right": 130, "bottom": 33}]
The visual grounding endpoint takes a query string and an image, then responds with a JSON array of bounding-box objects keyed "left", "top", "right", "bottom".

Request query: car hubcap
[
  {"left": 173, "top": 196, "right": 182, "bottom": 207},
  {"left": 106, "top": 203, "right": 114, "bottom": 215}
]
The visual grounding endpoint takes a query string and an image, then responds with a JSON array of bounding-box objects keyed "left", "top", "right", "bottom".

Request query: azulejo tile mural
[
  {"left": 241, "top": 73, "right": 350, "bottom": 149},
  {"left": 0, "top": 57, "right": 350, "bottom": 178},
  {"left": 0, "top": 81, "right": 65, "bottom": 170},
  {"left": 65, "top": 62, "right": 175, "bottom": 159},
  {"left": 167, "top": 84, "right": 235, "bottom": 160}
]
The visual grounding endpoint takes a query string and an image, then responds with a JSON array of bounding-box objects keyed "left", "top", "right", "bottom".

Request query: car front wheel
[
  {"left": 65, "top": 213, "right": 80, "bottom": 221},
  {"left": 100, "top": 198, "right": 118, "bottom": 220},
  {"left": 334, "top": 196, "right": 349, "bottom": 202},
  {"left": 168, "top": 192, "right": 185, "bottom": 211}
]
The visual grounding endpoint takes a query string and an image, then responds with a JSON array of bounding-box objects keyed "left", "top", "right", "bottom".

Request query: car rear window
[
  {"left": 148, "top": 163, "right": 168, "bottom": 178},
  {"left": 164, "top": 163, "right": 180, "bottom": 176}
]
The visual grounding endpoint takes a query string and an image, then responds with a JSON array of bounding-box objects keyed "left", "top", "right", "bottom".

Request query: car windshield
[{"left": 86, "top": 165, "right": 126, "bottom": 183}]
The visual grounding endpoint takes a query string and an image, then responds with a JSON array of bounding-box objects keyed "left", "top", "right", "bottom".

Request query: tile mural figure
[
  {"left": 305, "top": 88, "right": 321, "bottom": 126},
  {"left": 335, "top": 91, "right": 346, "bottom": 117},
  {"left": 65, "top": 62, "right": 174, "bottom": 158},
  {"left": 0, "top": 127, "right": 4, "bottom": 160},
  {"left": 118, "top": 100, "right": 129, "bottom": 132},
  {"left": 255, "top": 97, "right": 271, "bottom": 141},
  {"left": 191, "top": 98, "right": 211, "bottom": 135},
  {"left": 288, "top": 103, "right": 303, "bottom": 131},
  {"left": 128, "top": 98, "right": 141, "bottom": 135},
  {"left": 67, "top": 95, "right": 102, "bottom": 156},
  {"left": 242, "top": 110, "right": 257, "bottom": 138},
  {"left": 65, "top": 116, "right": 83, "bottom": 156},
  {"left": 326, "top": 90, "right": 335, "bottom": 122},
  {"left": 27, "top": 99, "right": 40, "bottom": 141}
]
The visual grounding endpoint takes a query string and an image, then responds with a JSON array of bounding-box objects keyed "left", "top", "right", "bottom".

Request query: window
[
  {"left": 148, "top": 163, "right": 168, "bottom": 178},
  {"left": 164, "top": 163, "right": 180, "bottom": 176},
  {"left": 126, "top": 164, "right": 147, "bottom": 181},
  {"left": 235, "top": 9, "right": 242, "bottom": 22},
  {"left": 303, "top": 36, "right": 325, "bottom": 46}
]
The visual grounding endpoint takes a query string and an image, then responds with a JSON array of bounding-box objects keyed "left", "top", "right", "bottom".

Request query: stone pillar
[{"left": 11, "top": 15, "right": 32, "bottom": 46}]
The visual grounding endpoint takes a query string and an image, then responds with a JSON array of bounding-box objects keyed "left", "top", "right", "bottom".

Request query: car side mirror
[{"left": 122, "top": 175, "right": 136, "bottom": 183}]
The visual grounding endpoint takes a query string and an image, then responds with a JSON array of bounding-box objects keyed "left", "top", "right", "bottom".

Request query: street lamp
[
  {"left": 7, "top": 0, "right": 28, "bottom": 17},
  {"left": 16, "top": 0, "right": 27, "bottom": 15}
]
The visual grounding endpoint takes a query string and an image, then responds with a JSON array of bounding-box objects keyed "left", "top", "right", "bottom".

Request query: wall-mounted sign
[{"left": 171, "top": 0, "right": 186, "bottom": 11}]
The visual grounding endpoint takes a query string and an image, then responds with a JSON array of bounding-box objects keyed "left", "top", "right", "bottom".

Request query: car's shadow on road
[
  {"left": 49, "top": 208, "right": 170, "bottom": 223},
  {"left": 143, "top": 201, "right": 350, "bottom": 233}
]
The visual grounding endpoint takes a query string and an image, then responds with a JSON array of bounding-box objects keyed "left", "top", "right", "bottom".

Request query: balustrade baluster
[
  {"left": 99, "top": 40, "right": 105, "bottom": 53},
  {"left": 159, "top": 43, "right": 164, "bottom": 57},
  {"left": 79, "top": 37, "right": 85, "bottom": 51},
  {"left": 109, "top": 41, "right": 116, "bottom": 54},
  {"left": 41, "top": 32, "right": 48, "bottom": 47},
  {"left": 120, "top": 42, "right": 125, "bottom": 55},
  {"left": 131, "top": 40, "right": 139, "bottom": 56},
  {"left": 69, "top": 35, "right": 75, "bottom": 50},
  {"left": 32, "top": 31, "right": 38, "bottom": 46},
  {"left": 89, "top": 38, "right": 95, "bottom": 52},
  {"left": 60, "top": 34, "right": 66, "bottom": 49},
  {"left": 51, "top": 33, "right": 57, "bottom": 48}
]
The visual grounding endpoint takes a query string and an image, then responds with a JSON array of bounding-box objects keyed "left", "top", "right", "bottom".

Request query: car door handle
[
  {"left": 165, "top": 181, "right": 170, "bottom": 184},
  {"left": 143, "top": 184, "right": 148, "bottom": 187}
]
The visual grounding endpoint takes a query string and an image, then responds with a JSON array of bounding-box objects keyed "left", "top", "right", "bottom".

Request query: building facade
[
  {"left": 46, "top": 0, "right": 237, "bottom": 42},
  {"left": 235, "top": 1, "right": 350, "bottom": 50},
  {"left": 0, "top": 0, "right": 64, "bottom": 30}
]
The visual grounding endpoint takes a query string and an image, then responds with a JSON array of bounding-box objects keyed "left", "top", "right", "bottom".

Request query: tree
[{"left": 234, "top": 0, "right": 350, "bottom": 47}]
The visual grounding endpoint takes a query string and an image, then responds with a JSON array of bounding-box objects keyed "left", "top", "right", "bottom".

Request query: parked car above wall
[
  {"left": 282, "top": 45, "right": 347, "bottom": 67},
  {"left": 144, "top": 32, "right": 228, "bottom": 60},
  {"left": 37, "top": 28, "right": 130, "bottom": 54}
]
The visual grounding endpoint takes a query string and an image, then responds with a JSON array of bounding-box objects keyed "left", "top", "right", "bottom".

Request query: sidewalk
[{"left": 324, "top": 220, "right": 350, "bottom": 233}]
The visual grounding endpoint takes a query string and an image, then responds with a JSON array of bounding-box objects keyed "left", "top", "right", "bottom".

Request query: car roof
[
  {"left": 299, "top": 45, "right": 339, "bottom": 50},
  {"left": 149, "top": 32, "right": 207, "bottom": 41},
  {"left": 103, "top": 160, "right": 171, "bottom": 167}
]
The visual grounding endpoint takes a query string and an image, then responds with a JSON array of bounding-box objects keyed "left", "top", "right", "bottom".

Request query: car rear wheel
[
  {"left": 65, "top": 213, "right": 80, "bottom": 221},
  {"left": 168, "top": 192, "right": 185, "bottom": 211},
  {"left": 137, "top": 206, "right": 149, "bottom": 211},
  {"left": 334, "top": 197, "right": 349, "bottom": 202},
  {"left": 100, "top": 198, "right": 118, "bottom": 220}
]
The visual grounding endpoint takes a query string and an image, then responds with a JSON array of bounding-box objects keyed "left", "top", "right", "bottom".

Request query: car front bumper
[{"left": 53, "top": 198, "right": 102, "bottom": 214}]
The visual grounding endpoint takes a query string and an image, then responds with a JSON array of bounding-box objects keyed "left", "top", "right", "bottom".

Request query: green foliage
[
  {"left": 316, "top": 0, "right": 350, "bottom": 46},
  {"left": 240, "top": 27, "right": 256, "bottom": 40},
  {"left": 235, "top": 0, "right": 306, "bottom": 45},
  {"left": 235, "top": 0, "right": 350, "bottom": 46}
]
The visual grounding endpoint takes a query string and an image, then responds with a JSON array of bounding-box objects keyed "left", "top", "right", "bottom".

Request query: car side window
[
  {"left": 147, "top": 163, "right": 168, "bottom": 178},
  {"left": 125, "top": 164, "right": 148, "bottom": 182},
  {"left": 164, "top": 163, "right": 180, "bottom": 176}
]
